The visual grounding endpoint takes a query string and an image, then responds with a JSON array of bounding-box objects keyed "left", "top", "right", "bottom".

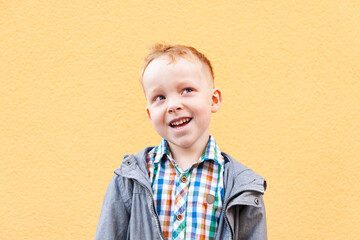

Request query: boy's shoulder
[
  {"left": 221, "top": 152, "right": 267, "bottom": 195},
  {"left": 114, "top": 146, "right": 154, "bottom": 176}
]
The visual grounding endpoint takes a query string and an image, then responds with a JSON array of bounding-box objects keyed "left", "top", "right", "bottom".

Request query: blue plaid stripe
[{"left": 146, "top": 135, "right": 224, "bottom": 240}]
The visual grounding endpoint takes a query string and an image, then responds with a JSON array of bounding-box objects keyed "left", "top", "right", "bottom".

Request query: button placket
[{"left": 173, "top": 172, "right": 190, "bottom": 238}]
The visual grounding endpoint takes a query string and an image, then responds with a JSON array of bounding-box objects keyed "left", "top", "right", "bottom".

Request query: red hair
[{"left": 139, "top": 43, "right": 214, "bottom": 85}]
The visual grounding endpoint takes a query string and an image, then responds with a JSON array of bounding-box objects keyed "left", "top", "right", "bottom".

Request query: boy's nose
[{"left": 167, "top": 102, "right": 184, "bottom": 113}]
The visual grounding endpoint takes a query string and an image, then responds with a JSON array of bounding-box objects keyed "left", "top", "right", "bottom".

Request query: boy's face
[{"left": 142, "top": 57, "right": 221, "bottom": 150}]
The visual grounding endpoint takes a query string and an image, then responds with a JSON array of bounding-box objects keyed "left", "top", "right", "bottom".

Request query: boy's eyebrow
[
  {"left": 145, "top": 86, "right": 163, "bottom": 96},
  {"left": 145, "top": 77, "right": 199, "bottom": 96},
  {"left": 177, "top": 78, "right": 195, "bottom": 86}
]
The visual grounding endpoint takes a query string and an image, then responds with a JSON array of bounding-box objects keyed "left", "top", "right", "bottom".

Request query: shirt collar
[
  {"left": 152, "top": 135, "right": 224, "bottom": 166},
  {"left": 153, "top": 138, "right": 172, "bottom": 164},
  {"left": 200, "top": 135, "right": 224, "bottom": 166}
]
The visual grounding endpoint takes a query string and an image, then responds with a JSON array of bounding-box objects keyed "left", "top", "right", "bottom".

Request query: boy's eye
[
  {"left": 182, "top": 88, "right": 193, "bottom": 94},
  {"left": 155, "top": 95, "right": 165, "bottom": 101}
]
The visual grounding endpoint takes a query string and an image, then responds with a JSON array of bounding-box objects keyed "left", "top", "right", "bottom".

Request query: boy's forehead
[
  {"left": 142, "top": 56, "right": 213, "bottom": 88},
  {"left": 146, "top": 56, "right": 200, "bottom": 72}
]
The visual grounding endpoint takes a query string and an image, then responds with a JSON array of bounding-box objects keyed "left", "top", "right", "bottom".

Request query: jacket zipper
[
  {"left": 222, "top": 196, "right": 235, "bottom": 240},
  {"left": 133, "top": 179, "right": 165, "bottom": 240}
]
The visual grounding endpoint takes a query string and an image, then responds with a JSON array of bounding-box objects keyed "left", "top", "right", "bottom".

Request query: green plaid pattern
[{"left": 146, "top": 135, "right": 224, "bottom": 240}]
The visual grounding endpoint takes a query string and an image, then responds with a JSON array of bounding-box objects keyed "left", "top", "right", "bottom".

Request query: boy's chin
[{"left": 166, "top": 137, "right": 193, "bottom": 149}]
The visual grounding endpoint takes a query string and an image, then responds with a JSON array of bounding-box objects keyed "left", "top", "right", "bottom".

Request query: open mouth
[{"left": 169, "top": 117, "right": 192, "bottom": 128}]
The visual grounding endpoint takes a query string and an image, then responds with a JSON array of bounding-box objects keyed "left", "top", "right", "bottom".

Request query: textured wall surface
[{"left": 1, "top": 1, "right": 359, "bottom": 239}]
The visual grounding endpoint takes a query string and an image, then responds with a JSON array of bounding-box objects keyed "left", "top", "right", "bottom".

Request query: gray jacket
[{"left": 95, "top": 147, "right": 267, "bottom": 240}]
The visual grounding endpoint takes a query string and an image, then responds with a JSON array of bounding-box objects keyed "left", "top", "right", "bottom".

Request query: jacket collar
[{"left": 115, "top": 147, "right": 154, "bottom": 191}]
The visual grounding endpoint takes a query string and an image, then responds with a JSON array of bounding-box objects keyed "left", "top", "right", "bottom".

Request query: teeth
[{"left": 171, "top": 118, "right": 190, "bottom": 126}]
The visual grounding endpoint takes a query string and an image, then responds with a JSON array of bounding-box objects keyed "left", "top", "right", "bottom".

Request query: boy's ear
[
  {"left": 146, "top": 107, "right": 152, "bottom": 120},
  {"left": 211, "top": 88, "right": 222, "bottom": 113}
]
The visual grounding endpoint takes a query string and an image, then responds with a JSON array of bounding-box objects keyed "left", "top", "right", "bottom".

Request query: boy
[{"left": 95, "top": 44, "right": 267, "bottom": 240}]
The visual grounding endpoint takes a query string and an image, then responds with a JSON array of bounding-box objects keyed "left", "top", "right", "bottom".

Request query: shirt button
[
  {"left": 181, "top": 176, "right": 187, "bottom": 183},
  {"left": 176, "top": 214, "right": 183, "bottom": 221},
  {"left": 254, "top": 198, "right": 259, "bottom": 205}
]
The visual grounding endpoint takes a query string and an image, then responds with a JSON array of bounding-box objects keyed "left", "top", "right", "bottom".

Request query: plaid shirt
[{"left": 146, "top": 135, "right": 224, "bottom": 240}]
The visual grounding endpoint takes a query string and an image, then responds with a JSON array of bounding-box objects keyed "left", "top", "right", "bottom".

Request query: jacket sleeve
[
  {"left": 95, "top": 175, "right": 131, "bottom": 240},
  {"left": 238, "top": 193, "right": 267, "bottom": 240}
]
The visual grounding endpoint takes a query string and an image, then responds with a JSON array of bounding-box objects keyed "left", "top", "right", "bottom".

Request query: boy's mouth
[{"left": 169, "top": 117, "right": 192, "bottom": 128}]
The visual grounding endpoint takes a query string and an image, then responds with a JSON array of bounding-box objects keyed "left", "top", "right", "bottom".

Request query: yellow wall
[{"left": 1, "top": 1, "right": 359, "bottom": 239}]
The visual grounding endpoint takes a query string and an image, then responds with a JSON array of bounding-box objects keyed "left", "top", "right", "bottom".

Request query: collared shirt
[{"left": 146, "top": 135, "right": 224, "bottom": 240}]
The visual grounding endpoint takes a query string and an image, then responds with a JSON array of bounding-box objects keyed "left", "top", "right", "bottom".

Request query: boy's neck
[{"left": 168, "top": 135, "right": 210, "bottom": 171}]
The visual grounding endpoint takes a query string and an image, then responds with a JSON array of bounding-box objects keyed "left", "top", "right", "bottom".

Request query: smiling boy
[
  {"left": 143, "top": 55, "right": 221, "bottom": 171},
  {"left": 95, "top": 44, "right": 267, "bottom": 240}
]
